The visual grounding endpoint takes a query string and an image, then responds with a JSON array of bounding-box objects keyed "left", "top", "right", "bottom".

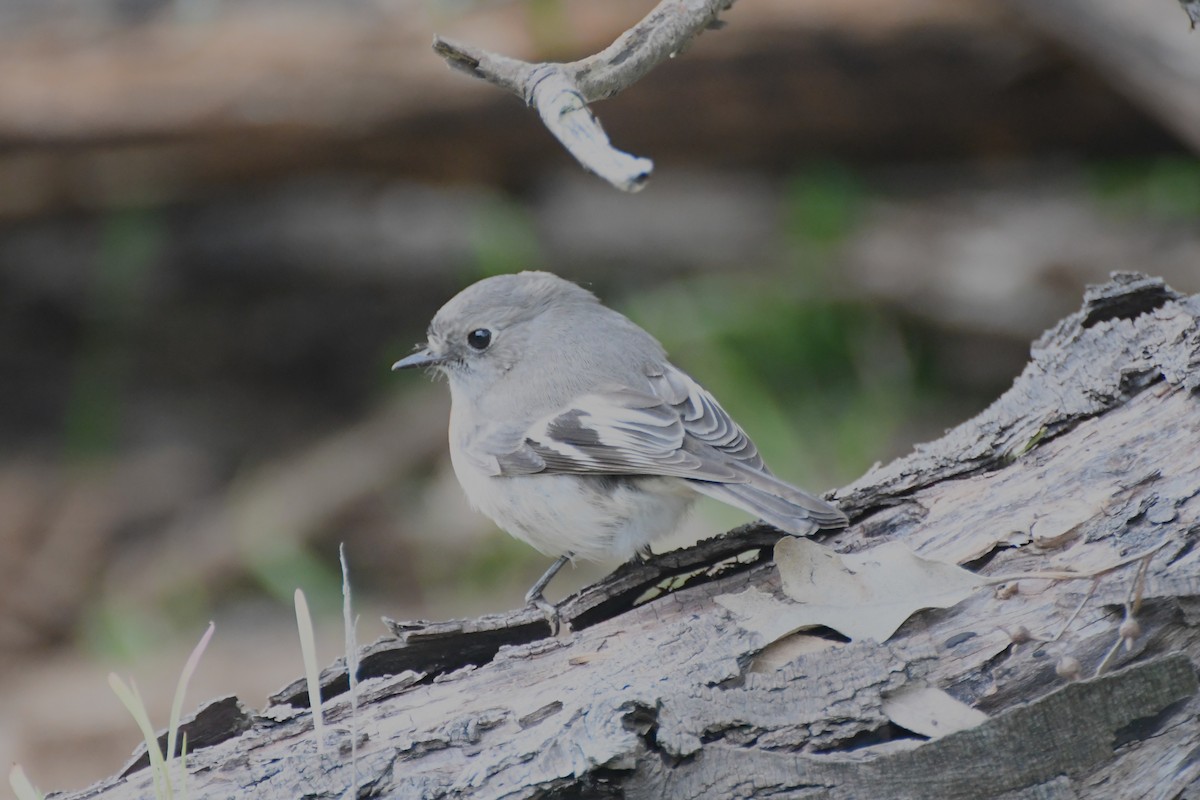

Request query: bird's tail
[{"left": 690, "top": 476, "right": 848, "bottom": 536}]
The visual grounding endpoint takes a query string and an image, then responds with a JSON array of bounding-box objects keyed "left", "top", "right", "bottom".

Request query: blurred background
[{"left": 2, "top": 0, "right": 1199, "bottom": 791}]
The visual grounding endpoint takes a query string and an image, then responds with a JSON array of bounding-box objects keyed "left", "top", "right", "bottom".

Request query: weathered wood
[{"left": 66, "top": 273, "right": 1200, "bottom": 798}]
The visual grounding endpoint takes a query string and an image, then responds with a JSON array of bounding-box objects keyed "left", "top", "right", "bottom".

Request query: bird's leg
[
  {"left": 525, "top": 553, "right": 571, "bottom": 633},
  {"left": 633, "top": 545, "right": 653, "bottom": 563}
]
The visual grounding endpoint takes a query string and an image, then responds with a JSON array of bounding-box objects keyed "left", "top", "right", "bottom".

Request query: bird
[{"left": 393, "top": 271, "right": 847, "bottom": 626}]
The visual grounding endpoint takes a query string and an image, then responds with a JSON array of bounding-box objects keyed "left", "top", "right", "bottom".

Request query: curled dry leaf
[
  {"left": 715, "top": 539, "right": 986, "bottom": 647},
  {"left": 1030, "top": 507, "right": 1090, "bottom": 549},
  {"left": 750, "top": 632, "right": 838, "bottom": 674},
  {"left": 881, "top": 685, "right": 989, "bottom": 739},
  {"left": 773, "top": 538, "right": 986, "bottom": 643},
  {"left": 714, "top": 586, "right": 802, "bottom": 644}
]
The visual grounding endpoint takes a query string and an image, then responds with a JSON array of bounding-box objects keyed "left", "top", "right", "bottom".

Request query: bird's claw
[{"left": 525, "top": 590, "right": 563, "bottom": 635}]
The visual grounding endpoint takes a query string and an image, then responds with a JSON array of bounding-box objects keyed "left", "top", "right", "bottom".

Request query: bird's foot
[{"left": 524, "top": 589, "right": 563, "bottom": 635}]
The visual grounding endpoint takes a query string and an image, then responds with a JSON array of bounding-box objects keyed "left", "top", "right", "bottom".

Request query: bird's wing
[
  {"left": 489, "top": 363, "right": 848, "bottom": 530},
  {"left": 492, "top": 385, "right": 738, "bottom": 482},
  {"left": 490, "top": 364, "right": 760, "bottom": 482}
]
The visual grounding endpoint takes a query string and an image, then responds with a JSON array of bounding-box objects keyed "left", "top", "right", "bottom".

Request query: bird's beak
[{"left": 392, "top": 347, "right": 446, "bottom": 371}]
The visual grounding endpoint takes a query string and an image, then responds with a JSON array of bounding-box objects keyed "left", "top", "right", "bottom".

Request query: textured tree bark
[{"left": 69, "top": 273, "right": 1200, "bottom": 799}]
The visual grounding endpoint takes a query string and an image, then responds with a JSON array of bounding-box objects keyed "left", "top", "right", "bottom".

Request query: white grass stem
[
  {"left": 168, "top": 622, "right": 215, "bottom": 761},
  {"left": 340, "top": 543, "right": 360, "bottom": 773},
  {"left": 9, "top": 765, "right": 44, "bottom": 800},
  {"left": 294, "top": 588, "right": 327, "bottom": 753},
  {"left": 109, "top": 675, "right": 171, "bottom": 799}
]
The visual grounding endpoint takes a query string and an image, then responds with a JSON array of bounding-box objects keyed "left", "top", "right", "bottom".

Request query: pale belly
[{"left": 450, "top": 446, "right": 695, "bottom": 562}]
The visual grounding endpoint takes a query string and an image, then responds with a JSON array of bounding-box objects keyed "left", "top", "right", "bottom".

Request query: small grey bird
[{"left": 394, "top": 271, "right": 847, "bottom": 621}]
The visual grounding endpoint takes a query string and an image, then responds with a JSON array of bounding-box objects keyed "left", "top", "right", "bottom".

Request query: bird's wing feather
[
  {"left": 645, "top": 364, "right": 766, "bottom": 469},
  {"left": 490, "top": 363, "right": 848, "bottom": 531},
  {"left": 494, "top": 388, "right": 740, "bottom": 481},
  {"left": 491, "top": 364, "right": 760, "bottom": 483}
]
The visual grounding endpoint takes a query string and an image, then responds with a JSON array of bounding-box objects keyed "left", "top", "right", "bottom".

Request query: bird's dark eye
[{"left": 467, "top": 328, "right": 492, "bottom": 350}]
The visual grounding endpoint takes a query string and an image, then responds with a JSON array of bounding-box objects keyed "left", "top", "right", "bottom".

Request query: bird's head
[{"left": 392, "top": 271, "right": 600, "bottom": 401}]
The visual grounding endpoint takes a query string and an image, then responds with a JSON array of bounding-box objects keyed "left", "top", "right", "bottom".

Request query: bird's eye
[{"left": 467, "top": 328, "right": 492, "bottom": 350}]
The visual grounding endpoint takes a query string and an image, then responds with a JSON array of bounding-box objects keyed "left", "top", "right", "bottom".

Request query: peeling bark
[{"left": 67, "top": 273, "right": 1200, "bottom": 799}]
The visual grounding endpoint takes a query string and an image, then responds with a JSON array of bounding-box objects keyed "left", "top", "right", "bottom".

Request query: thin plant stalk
[
  {"left": 294, "top": 588, "right": 327, "bottom": 753},
  {"left": 341, "top": 544, "right": 360, "bottom": 773},
  {"left": 109, "top": 675, "right": 171, "bottom": 799},
  {"left": 168, "top": 622, "right": 215, "bottom": 761},
  {"left": 9, "top": 765, "right": 45, "bottom": 800}
]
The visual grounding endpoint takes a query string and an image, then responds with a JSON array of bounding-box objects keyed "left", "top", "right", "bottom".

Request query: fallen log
[{"left": 66, "top": 272, "right": 1200, "bottom": 799}]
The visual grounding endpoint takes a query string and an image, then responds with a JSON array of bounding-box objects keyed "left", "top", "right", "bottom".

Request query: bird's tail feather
[{"left": 691, "top": 480, "right": 848, "bottom": 535}]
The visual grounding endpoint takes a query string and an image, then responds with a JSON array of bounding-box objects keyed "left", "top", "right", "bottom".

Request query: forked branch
[{"left": 433, "top": 0, "right": 737, "bottom": 191}]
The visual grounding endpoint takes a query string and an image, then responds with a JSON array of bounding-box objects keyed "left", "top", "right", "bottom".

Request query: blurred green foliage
[
  {"left": 524, "top": 0, "right": 572, "bottom": 58},
  {"left": 442, "top": 530, "right": 549, "bottom": 599},
  {"left": 63, "top": 208, "right": 164, "bottom": 461},
  {"left": 246, "top": 541, "right": 345, "bottom": 614},
  {"left": 85, "top": 539, "right": 344, "bottom": 662},
  {"left": 468, "top": 193, "right": 544, "bottom": 279},
  {"left": 84, "top": 600, "right": 177, "bottom": 663},
  {"left": 1090, "top": 157, "right": 1200, "bottom": 221},
  {"left": 786, "top": 162, "right": 865, "bottom": 253}
]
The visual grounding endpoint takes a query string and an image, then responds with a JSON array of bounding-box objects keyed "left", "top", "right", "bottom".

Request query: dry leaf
[
  {"left": 774, "top": 537, "right": 985, "bottom": 643},
  {"left": 750, "top": 633, "right": 838, "bottom": 673},
  {"left": 881, "top": 685, "right": 988, "bottom": 738},
  {"left": 714, "top": 586, "right": 799, "bottom": 643},
  {"left": 1027, "top": 496, "right": 1101, "bottom": 550}
]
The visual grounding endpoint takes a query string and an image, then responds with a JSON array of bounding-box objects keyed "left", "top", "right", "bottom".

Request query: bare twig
[
  {"left": 433, "top": 0, "right": 737, "bottom": 191},
  {"left": 983, "top": 541, "right": 1170, "bottom": 586},
  {"left": 1095, "top": 547, "right": 1158, "bottom": 675},
  {"left": 1095, "top": 616, "right": 1128, "bottom": 676},
  {"left": 990, "top": 542, "right": 1167, "bottom": 654},
  {"left": 1050, "top": 578, "right": 1099, "bottom": 642},
  {"left": 1128, "top": 548, "right": 1152, "bottom": 616}
]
